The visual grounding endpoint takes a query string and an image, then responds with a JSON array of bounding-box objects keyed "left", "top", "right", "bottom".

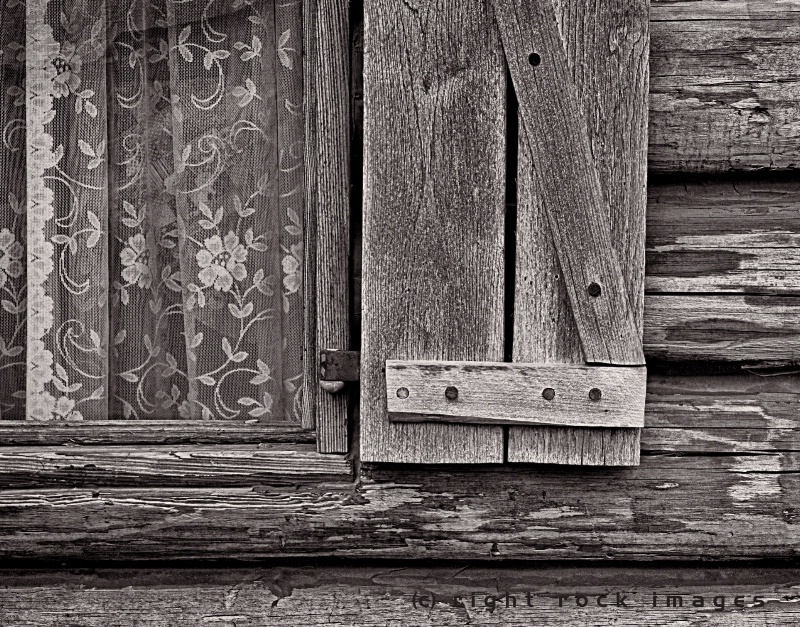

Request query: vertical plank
[
  {"left": 508, "top": 0, "right": 649, "bottom": 464},
  {"left": 360, "top": 0, "right": 506, "bottom": 463},
  {"left": 493, "top": 0, "right": 644, "bottom": 366},
  {"left": 312, "top": 0, "right": 350, "bottom": 452}
]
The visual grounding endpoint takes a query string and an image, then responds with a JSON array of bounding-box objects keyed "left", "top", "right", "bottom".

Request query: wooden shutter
[
  {"left": 505, "top": 0, "right": 649, "bottom": 465},
  {"left": 361, "top": 0, "right": 648, "bottom": 465}
]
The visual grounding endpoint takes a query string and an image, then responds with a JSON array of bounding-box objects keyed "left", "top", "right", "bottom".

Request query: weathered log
[
  {"left": 0, "top": 370, "right": 798, "bottom": 561},
  {"left": 0, "top": 452, "right": 796, "bottom": 560},
  {"left": 649, "top": 0, "right": 800, "bottom": 171},
  {"left": 644, "top": 295, "right": 800, "bottom": 363},
  {"left": 646, "top": 178, "right": 800, "bottom": 294},
  {"left": 1, "top": 565, "right": 800, "bottom": 626}
]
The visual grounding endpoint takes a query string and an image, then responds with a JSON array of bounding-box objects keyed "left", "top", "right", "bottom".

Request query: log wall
[{"left": 2, "top": 0, "right": 800, "bottom": 622}]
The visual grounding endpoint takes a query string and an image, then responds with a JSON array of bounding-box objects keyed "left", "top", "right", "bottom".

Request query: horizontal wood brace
[{"left": 386, "top": 360, "right": 646, "bottom": 428}]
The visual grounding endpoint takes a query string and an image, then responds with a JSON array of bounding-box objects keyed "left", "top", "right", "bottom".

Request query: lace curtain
[{"left": 0, "top": 0, "right": 306, "bottom": 421}]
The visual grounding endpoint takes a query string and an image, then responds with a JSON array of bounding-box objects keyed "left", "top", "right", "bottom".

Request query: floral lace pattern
[
  {"left": 0, "top": 1, "right": 27, "bottom": 418},
  {"left": 3, "top": 0, "right": 305, "bottom": 421}
]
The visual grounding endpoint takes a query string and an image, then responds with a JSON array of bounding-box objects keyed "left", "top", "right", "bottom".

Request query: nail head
[
  {"left": 445, "top": 386, "right": 459, "bottom": 400},
  {"left": 528, "top": 52, "right": 541, "bottom": 66},
  {"left": 589, "top": 388, "right": 602, "bottom": 402},
  {"left": 587, "top": 282, "right": 602, "bottom": 298},
  {"left": 397, "top": 387, "right": 409, "bottom": 399},
  {"left": 542, "top": 387, "right": 555, "bottom": 401}
]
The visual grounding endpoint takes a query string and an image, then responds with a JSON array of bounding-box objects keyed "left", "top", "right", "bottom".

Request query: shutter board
[
  {"left": 507, "top": 0, "right": 649, "bottom": 464},
  {"left": 360, "top": 0, "right": 506, "bottom": 463},
  {"left": 492, "top": 0, "right": 644, "bottom": 367}
]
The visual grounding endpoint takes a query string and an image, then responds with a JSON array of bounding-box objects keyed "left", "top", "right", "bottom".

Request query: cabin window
[{"left": 0, "top": 0, "right": 311, "bottom": 425}]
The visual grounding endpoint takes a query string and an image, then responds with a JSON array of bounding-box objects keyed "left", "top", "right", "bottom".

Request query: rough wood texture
[
  {"left": 509, "top": 0, "right": 648, "bottom": 465},
  {"left": 645, "top": 295, "right": 800, "bottom": 363},
  {"left": 387, "top": 361, "right": 646, "bottom": 429},
  {"left": 1, "top": 454, "right": 797, "bottom": 560},
  {"left": 644, "top": 369, "right": 800, "bottom": 453},
  {"left": 2, "top": 566, "right": 800, "bottom": 626},
  {"left": 312, "top": 0, "right": 350, "bottom": 453},
  {"left": 0, "top": 445, "right": 351, "bottom": 489},
  {"left": 1, "top": 369, "right": 799, "bottom": 561},
  {"left": 360, "top": 0, "right": 506, "bottom": 462},
  {"left": 354, "top": 178, "right": 800, "bottom": 367},
  {"left": 649, "top": 0, "right": 800, "bottom": 172},
  {"left": 646, "top": 178, "right": 800, "bottom": 294},
  {"left": 0, "top": 422, "right": 315, "bottom": 446},
  {"left": 495, "top": 0, "right": 645, "bottom": 366}
]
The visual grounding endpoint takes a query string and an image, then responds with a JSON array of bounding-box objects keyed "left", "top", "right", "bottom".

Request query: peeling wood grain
[
  {"left": 649, "top": 0, "right": 800, "bottom": 171},
  {"left": 644, "top": 370, "right": 800, "bottom": 453},
  {"left": 646, "top": 178, "right": 800, "bottom": 294},
  {"left": 644, "top": 295, "right": 800, "bottom": 362},
  {"left": 651, "top": 0, "right": 800, "bottom": 21},
  {"left": 2, "top": 565, "right": 800, "bottom": 626},
  {"left": 0, "top": 449, "right": 797, "bottom": 560},
  {"left": 0, "top": 371, "right": 799, "bottom": 559}
]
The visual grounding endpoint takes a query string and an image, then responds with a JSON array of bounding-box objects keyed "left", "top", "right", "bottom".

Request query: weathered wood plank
[
  {"left": 2, "top": 565, "right": 800, "bottom": 626},
  {"left": 497, "top": 0, "right": 647, "bottom": 367},
  {"left": 0, "top": 371, "right": 797, "bottom": 560},
  {"left": 312, "top": 0, "right": 350, "bottom": 452},
  {"left": 646, "top": 178, "right": 800, "bottom": 294},
  {"left": 354, "top": 178, "right": 800, "bottom": 367},
  {"left": 0, "top": 422, "right": 315, "bottom": 446},
  {"left": 652, "top": 0, "right": 800, "bottom": 20},
  {"left": 387, "top": 361, "right": 646, "bottom": 429},
  {"left": 0, "top": 451, "right": 797, "bottom": 560},
  {"left": 644, "top": 369, "right": 800, "bottom": 453},
  {"left": 495, "top": 0, "right": 645, "bottom": 366},
  {"left": 0, "top": 445, "right": 352, "bottom": 489},
  {"left": 360, "top": 0, "right": 506, "bottom": 462},
  {"left": 645, "top": 295, "right": 800, "bottom": 363},
  {"left": 509, "top": 0, "right": 648, "bottom": 464},
  {"left": 649, "top": 0, "right": 800, "bottom": 172}
]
